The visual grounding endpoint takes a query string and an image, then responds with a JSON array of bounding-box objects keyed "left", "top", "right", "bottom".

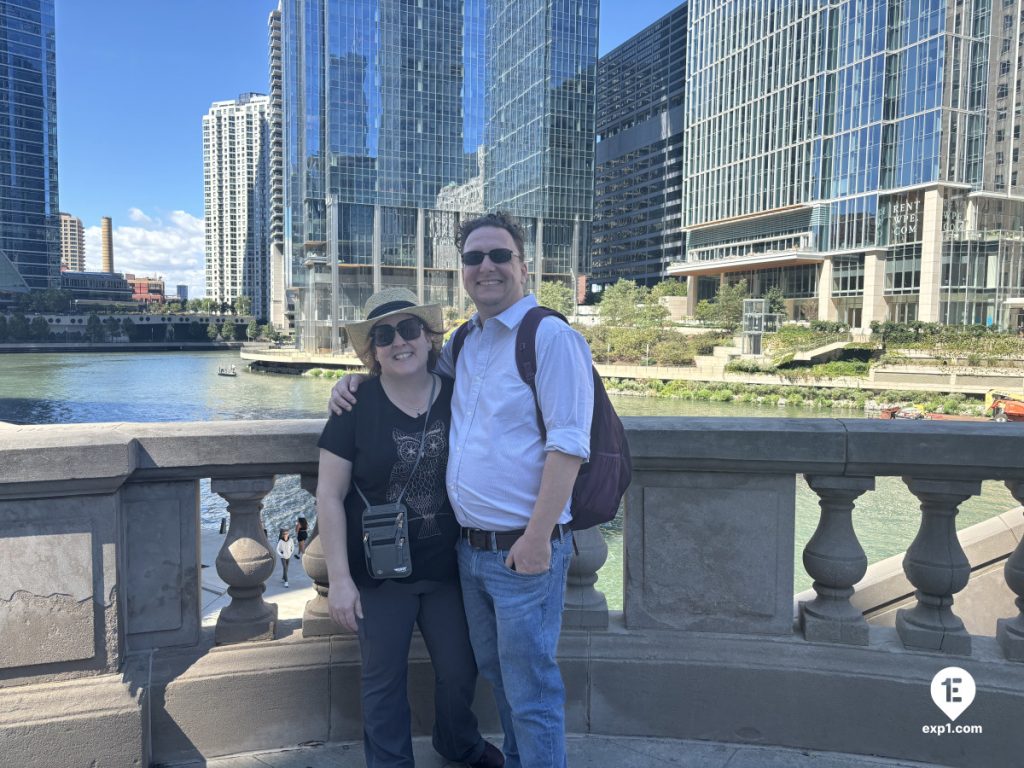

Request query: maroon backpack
[{"left": 451, "top": 306, "right": 631, "bottom": 530}]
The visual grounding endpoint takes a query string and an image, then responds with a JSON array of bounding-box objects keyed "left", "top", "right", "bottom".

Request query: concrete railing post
[
  {"left": 212, "top": 476, "right": 278, "bottom": 645},
  {"left": 895, "top": 477, "right": 980, "bottom": 655},
  {"left": 997, "top": 480, "right": 1024, "bottom": 661},
  {"left": 563, "top": 525, "right": 609, "bottom": 629},
  {"left": 800, "top": 475, "right": 874, "bottom": 645},
  {"left": 300, "top": 473, "right": 346, "bottom": 636}
]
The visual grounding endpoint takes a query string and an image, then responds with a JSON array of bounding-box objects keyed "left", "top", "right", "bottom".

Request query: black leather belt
[{"left": 460, "top": 524, "right": 566, "bottom": 551}]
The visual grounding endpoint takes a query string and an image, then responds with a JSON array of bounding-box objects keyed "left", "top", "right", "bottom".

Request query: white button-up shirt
[{"left": 436, "top": 295, "right": 593, "bottom": 531}]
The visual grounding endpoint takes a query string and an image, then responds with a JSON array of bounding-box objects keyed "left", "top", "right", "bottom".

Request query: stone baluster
[
  {"left": 997, "top": 480, "right": 1024, "bottom": 661},
  {"left": 300, "top": 473, "right": 347, "bottom": 636},
  {"left": 800, "top": 475, "right": 874, "bottom": 645},
  {"left": 212, "top": 477, "right": 278, "bottom": 645},
  {"left": 563, "top": 525, "right": 609, "bottom": 629},
  {"left": 895, "top": 477, "right": 980, "bottom": 656}
]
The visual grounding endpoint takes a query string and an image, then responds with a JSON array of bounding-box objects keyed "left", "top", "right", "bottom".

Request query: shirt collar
[{"left": 470, "top": 294, "right": 538, "bottom": 331}]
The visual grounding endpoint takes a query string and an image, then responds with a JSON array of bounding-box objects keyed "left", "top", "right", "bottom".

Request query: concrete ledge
[
  {"left": 127, "top": 625, "right": 1024, "bottom": 767},
  {"left": 0, "top": 672, "right": 146, "bottom": 768}
]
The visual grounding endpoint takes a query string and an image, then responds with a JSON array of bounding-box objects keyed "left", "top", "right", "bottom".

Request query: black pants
[
  {"left": 280, "top": 557, "right": 289, "bottom": 581},
  {"left": 357, "top": 577, "right": 484, "bottom": 768}
]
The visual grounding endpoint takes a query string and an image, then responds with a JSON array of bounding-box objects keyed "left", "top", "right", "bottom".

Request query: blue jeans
[{"left": 458, "top": 530, "right": 573, "bottom": 768}]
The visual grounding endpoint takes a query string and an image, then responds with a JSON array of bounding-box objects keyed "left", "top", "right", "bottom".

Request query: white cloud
[
  {"left": 127, "top": 207, "right": 152, "bottom": 224},
  {"left": 83, "top": 209, "right": 207, "bottom": 298}
]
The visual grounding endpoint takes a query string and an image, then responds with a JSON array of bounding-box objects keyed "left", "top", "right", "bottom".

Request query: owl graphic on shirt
[{"left": 387, "top": 418, "right": 449, "bottom": 539}]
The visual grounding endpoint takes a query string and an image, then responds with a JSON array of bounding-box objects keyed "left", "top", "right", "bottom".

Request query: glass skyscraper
[
  {"left": 592, "top": 3, "right": 687, "bottom": 287},
  {"left": 280, "top": 0, "right": 597, "bottom": 352},
  {"left": 0, "top": 0, "right": 59, "bottom": 298},
  {"left": 678, "top": 0, "right": 1024, "bottom": 331}
]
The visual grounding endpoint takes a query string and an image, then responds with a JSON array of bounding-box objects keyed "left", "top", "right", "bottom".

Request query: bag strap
[
  {"left": 516, "top": 306, "right": 567, "bottom": 440},
  {"left": 450, "top": 321, "right": 471, "bottom": 368},
  {"left": 354, "top": 373, "right": 437, "bottom": 509}
]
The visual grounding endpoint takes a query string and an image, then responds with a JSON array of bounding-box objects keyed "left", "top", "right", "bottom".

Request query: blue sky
[{"left": 54, "top": 0, "right": 683, "bottom": 296}]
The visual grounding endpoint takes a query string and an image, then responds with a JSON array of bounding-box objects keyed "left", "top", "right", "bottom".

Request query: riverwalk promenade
[
  {"left": 240, "top": 347, "right": 1024, "bottom": 396},
  {"left": 4, "top": 417, "right": 1024, "bottom": 768}
]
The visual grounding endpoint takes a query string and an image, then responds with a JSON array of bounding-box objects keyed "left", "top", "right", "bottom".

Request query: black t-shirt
[{"left": 317, "top": 375, "right": 458, "bottom": 588}]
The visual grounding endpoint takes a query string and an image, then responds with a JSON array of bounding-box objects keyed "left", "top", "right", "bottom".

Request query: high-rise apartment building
[
  {"left": 279, "top": 0, "right": 597, "bottom": 353},
  {"left": 203, "top": 93, "right": 270, "bottom": 318},
  {"left": 59, "top": 212, "right": 86, "bottom": 271},
  {"left": 592, "top": 3, "right": 687, "bottom": 287},
  {"left": 267, "top": 9, "right": 291, "bottom": 332},
  {"left": 0, "top": 0, "right": 59, "bottom": 298},
  {"left": 677, "top": 0, "right": 1024, "bottom": 332}
]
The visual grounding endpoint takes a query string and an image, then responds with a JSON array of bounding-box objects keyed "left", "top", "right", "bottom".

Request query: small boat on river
[{"left": 217, "top": 365, "right": 238, "bottom": 377}]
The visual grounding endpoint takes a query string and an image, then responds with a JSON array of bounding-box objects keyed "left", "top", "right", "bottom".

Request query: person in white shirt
[
  {"left": 331, "top": 211, "right": 593, "bottom": 768},
  {"left": 275, "top": 529, "right": 294, "bottom": 587}
]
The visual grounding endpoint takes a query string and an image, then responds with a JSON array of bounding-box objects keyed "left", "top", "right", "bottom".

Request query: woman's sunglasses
[
  {"left": 370, "top": 317, "right": 425, "bottom": 347},
  {"left": 461, "top": 248, "right": 515, "bottom": 266}
]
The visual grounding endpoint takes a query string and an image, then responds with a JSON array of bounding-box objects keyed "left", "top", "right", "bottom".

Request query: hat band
[{"left": 366, "top": 300, "right": 415, "bottom": 320}]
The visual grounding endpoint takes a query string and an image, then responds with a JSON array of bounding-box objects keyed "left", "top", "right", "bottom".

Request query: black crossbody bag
[{"left": 355, "top": 376, "right": 436, "bottom": 580}]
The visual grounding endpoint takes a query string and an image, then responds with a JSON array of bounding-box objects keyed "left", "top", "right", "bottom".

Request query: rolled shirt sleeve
[{"left": 533, "top": 319, "right": 593, "bottom": 461}]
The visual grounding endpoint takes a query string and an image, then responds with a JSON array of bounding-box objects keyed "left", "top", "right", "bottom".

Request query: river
[{"left": 1, "top": 350, "right": 1018, "bottom": 602}]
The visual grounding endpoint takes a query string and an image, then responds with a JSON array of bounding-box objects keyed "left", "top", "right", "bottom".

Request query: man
[{"left": 331, "top": 211, "right": 593, "bottom": 768}]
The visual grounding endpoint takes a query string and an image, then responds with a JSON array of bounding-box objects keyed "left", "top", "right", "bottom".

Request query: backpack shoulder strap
[
  {"left": 450, "top": 321, "right": 472, "bottom": 368},
  {"left": 516, "top": 306, "right": 568, "bottom": 438}
]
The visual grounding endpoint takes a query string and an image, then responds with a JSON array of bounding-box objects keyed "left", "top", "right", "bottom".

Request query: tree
[
  {"left": 221, "top": 321, "right": 237, "bottom": 341},
  {"left": 236, "top": 295, "right": 253, "bottom": 317},
  {"left": 764, "top": 286, "right": 786, "bottom": 316},
  {"left": 103, "top": 317, "right": 123, "bottom": 341},
  {"left": 536, "top": 280, "right": 574, "bottom": 316},
  {"left": 247, "top": 319, "right": 260, "bottom": 341},
  {"left": 650, "top": 279, "right": 687, "bottom": 299},
  {"left": 207, "top": 322, "right": 220, "bottom": 341},
  {"left": 86, "top": 313, "right": 105, "bottom": 343},
  {"left": 598, "top": 280, "right": 669, "bottom": 329},
  {"left": 695, "top": 279, "right": 748, "bottom": 331},
  {"left": 8, "top": 313, "right": 30, "bottom": 342},
  {"left": 29, "top": 316, "right": 51, "bottom": 342}
]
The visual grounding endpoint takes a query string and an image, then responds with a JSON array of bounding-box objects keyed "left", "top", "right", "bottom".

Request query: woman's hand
[{"left": 328, "top": 576, "right": 363, "bottom": 632}]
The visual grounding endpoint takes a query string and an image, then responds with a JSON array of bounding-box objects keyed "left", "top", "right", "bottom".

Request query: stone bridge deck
[{"left": 196, "top": 735, "right": 937, "bottom": 768}]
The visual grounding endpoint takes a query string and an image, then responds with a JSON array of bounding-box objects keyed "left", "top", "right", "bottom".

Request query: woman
[
  {"left": 316, "top": 288, "right": 502, "bottom": 768},
  {"left": 275, "top": 529, "right": 294, "bottom": 587},
  {"left": 294, "top": 516, "right": 308, "bottom": 559}
]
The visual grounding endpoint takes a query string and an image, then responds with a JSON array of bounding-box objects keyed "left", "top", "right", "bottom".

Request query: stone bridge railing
[{"left": 2, "top": 418, "right": 1024, "bottom": 767}]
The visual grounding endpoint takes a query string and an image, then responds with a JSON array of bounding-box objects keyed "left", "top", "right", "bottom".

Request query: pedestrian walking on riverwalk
[
  {"left": 276, "top": 529, "right": 294, "bottom": 587},
  {"left": 294, "top": 516, "right": 309, "bottom": 559}
]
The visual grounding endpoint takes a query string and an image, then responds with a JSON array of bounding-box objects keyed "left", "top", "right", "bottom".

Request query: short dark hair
[{"left": 456, "top": 211, "right": 526, "bottom": 258}]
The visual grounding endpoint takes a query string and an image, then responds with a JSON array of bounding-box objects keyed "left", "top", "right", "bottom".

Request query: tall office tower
[
  {"left": 203, "top": 93, "right": 270, "bottom": 318},
  {"left": 267, "top": 9, "right": 290, "bottom": 331},
  {"left": 101, "top": 216, "right": 114, "bottom": 273},
  {"left": 679, "top": 0, "right": 1024, "bottom": 331},
  {"left": 0, "top": 0, "right": 59, "bottom": 297},
  {"left": 279, "top": 0, "right": 597, "bottom": 353},
  {"left": 592, "top": 3, "right": 687, "bottom": 288},
  {"left": 59, "top": 212, "right": 86, "bottom": 271}
]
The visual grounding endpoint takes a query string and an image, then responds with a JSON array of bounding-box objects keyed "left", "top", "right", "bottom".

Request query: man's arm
[
  {"left": 505, "top": 450, "right": 582, "bottom": 573},
  {"left": 505, "top": 321, "right": 593, "bottom": 573}
]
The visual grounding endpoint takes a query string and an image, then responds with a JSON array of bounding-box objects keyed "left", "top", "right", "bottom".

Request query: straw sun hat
[{"left": 345, "top": 288, "right": 443, "bottom": 368}]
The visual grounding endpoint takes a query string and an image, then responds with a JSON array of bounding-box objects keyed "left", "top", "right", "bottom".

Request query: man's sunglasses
[
  {"left": 461, "top": 248, "right": 516, "bottom": 266},
  {"left": 370, "top": 317, "right": 425, "bottom": 347}
]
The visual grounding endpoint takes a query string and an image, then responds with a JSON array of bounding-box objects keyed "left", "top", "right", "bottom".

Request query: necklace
[{"left": 384, "top": 374, "right": 436, "bottom": 417}]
